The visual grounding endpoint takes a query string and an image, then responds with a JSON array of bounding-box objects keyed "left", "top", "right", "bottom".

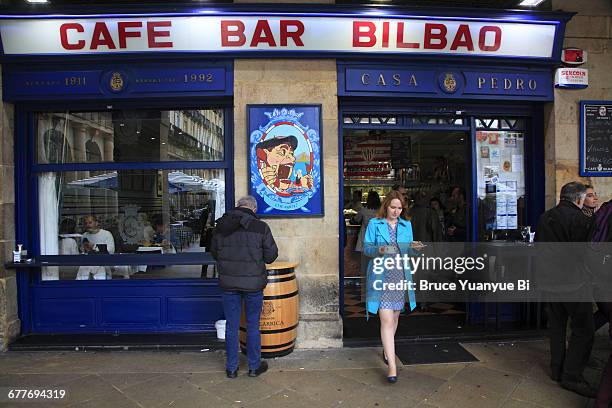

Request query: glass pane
[
  {"left": 475, "top": 129, "right": 526, "bottom": 241},
  {"left": 38, "top": 169, "right": 225, "bottom": 280},
  {"left": 36, "top": 109, "right": 224, "bottom": 163}
]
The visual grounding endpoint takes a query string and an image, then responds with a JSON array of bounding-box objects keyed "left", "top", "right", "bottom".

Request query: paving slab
[{"left": 0, "top": 340, "right": 608, "bottom": 408}]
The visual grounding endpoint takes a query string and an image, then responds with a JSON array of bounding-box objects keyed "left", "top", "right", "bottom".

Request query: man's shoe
[
  {"left": 560, "top": 377, "right": 598, "bottom": 398},
  {"left": 248, "top": 361, "right": 268, "bottom": 377},
  {"left": 226, "top": 369, "right": 238, "bottom": 379}
]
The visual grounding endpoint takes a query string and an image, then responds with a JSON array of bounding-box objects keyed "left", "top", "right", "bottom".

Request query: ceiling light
[
  {"left": 26, "top": 0, "right": 50, "bottom": 3},
  {"left": 518, "top": 0, "right": 545, "bottom": 6}
]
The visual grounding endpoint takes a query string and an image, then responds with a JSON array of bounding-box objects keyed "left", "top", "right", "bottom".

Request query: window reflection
[
  {"left": 39, "top": 169, "right": 225, "bottom": 280},
  {"left": 37, "top": 109, "right": 224, "bottom": 163}
]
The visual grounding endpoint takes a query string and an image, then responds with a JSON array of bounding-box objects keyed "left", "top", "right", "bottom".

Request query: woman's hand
[{"left": 378, "top": 246, "right": 386, "bottom": 255}]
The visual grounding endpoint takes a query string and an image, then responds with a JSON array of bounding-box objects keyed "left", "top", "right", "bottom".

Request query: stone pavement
[{"left": 0, "top": 339, "right": 609, "bottom": 408}]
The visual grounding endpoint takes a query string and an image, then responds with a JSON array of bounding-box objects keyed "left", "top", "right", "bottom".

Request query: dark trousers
[
  {"left": 222, "top": 290, "right": 263, "bottom": 372},
  {"left": 596, "top": 302, "right": 612, "bottom": 407},
  {"left": 547, "top": 302, "right": 595, "bottom": 380}
]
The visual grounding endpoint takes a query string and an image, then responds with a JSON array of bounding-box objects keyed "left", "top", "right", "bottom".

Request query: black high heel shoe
[{"left": 387, "top": 375, "right": 398, "bottom": 384}]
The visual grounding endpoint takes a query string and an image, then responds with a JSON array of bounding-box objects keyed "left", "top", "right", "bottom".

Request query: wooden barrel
[{"left": 240, "top": 262, "right": 299, "bottom": 357}]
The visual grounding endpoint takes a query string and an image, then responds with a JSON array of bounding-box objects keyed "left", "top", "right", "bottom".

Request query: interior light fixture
[
  {"left": 26, "top": 0, "right": 49, "bottom": 3},
  {"left": 518, "top": 0, "right": 545, "bottom": 6}
]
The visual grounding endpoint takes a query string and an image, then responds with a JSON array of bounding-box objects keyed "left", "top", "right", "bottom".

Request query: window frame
[{"left": 24, "top": 99, "right": 234, "bottom": 274}]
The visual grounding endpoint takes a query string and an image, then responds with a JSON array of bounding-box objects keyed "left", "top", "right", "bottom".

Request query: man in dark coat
[
  {"left": 210, "top": 195, "right": 278, "bottom": 378},
  {"left": 536, "top": 181, "right": 597, "bottom": 397}
]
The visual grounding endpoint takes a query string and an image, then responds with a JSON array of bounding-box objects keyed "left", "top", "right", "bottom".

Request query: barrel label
[{"left": 262, "top": 301, "right": 275, "bottom": 317}]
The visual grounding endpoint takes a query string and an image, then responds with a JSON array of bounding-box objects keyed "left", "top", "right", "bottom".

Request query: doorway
[{"left": 342, "top": 129, "right": 472, "bottom": 339}]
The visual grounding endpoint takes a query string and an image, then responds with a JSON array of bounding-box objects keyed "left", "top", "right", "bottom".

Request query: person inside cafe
[
  {"left": 58, "top": 218, "right": 79, "bottom": 255},
  {"left": 151, "top": 215, "right": 176, "bottom": 254},
  {"left": 76, "top": 215, "right": 115, "bottom": 280}
]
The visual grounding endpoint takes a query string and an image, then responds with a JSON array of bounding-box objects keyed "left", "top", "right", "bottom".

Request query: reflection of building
[{"left": 169, "top": 110, "right": 224, "bottom": 161}]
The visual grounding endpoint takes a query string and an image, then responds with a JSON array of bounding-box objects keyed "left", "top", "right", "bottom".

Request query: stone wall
[
  {"left": 546, "top": 0, "right": 612, "bottom": 207},
  {"left": 233, "top": 60, "right": 341, "bottom": 348},
  {"left": 0, "top": 66, "right": 19, "bottom": 351}
]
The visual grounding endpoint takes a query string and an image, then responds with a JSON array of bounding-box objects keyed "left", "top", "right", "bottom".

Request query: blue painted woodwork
[
  {"left": 340, "top": 64, "right": 553, "bottom": 101},
  {"left": 3, "top": 63, "right": 232, "bottom": 101}
]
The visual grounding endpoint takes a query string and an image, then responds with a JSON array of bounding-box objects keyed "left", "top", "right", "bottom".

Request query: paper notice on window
[
  {"left": 506, "top": 192, "right": 518, "bottom": 229},
  {"left": 496, "top": 194, "right": 508, "bottom": 230},
  {"left": 490, "top": 148, "right": 500, "bottom": 163},
  {"left": 512, "top": 155, "right": 523, "bottom": 172}
]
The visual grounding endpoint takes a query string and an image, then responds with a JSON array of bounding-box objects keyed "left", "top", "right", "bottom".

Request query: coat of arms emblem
[
  {"left": 443, "top": 73, "right": 457, "bottom": 93},
  {"left": 110, "top": 72, "right": 125, "bottom": 92},
  {"left": 261, "top": 301, "right": 275, "bottom": 317}
]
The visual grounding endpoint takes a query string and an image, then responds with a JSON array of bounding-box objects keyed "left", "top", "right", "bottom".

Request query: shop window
[
  {"left": 36, "top": 109, "right": 225, "bottom": 164},
  {"left": 475, "top": 118, "right": 527, "bottom": 241},
  {"left": 38, "top": 169, "right": 224, "bottom": 280}
]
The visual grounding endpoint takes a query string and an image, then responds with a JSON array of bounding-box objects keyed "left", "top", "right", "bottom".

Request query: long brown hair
[{"left": 376, "top": 190, "right": 406, "bottom": 219}]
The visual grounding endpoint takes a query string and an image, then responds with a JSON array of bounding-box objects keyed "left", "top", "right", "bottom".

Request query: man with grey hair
[
  {"left": 536, "top": 181, "right": 597, "bottom": 397},
  {"left": 210, "top": 195, "right": 278, "bottom": 379}
]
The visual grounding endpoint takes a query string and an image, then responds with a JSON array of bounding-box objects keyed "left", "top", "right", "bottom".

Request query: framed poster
[
  {"left": 580, "top": 101, "right": 612, "bottom": 177},
  {"left": 248, "top": 105, "right": 323, "bottom": 217}
]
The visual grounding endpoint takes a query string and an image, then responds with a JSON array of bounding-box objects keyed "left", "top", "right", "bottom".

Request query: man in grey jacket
[{"left": 210, "top": 196, "right": 278, "bottom": 378}]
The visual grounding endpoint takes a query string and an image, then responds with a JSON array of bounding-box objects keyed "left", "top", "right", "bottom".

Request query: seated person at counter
[
  {"left": 58, "top": 218, "right": 79, "bottom": 255},
  {"left": 76, "top": 215, "right": 115, "bottom": 280},
  {"left": 151, "top": 215, "right": 177, "bottom": 254}
]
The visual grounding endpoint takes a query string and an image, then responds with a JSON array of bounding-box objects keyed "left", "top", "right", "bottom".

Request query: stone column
[
  {"left": 0, "top": 65, "right": 20, "bottom": 351},
  {"left": 234, "top": 60, "right": 342, "bottom": 348}
]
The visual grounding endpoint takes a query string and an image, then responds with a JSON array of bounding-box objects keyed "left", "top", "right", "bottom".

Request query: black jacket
[
  {"left": 536, "top": 200, "right": 595, "bottom": 243},
  {"left": 210, "top": 207, "right": 278, "bottom": 291},
  {"left": 535, "top": 200, "right": 596, "bottom": 294}
]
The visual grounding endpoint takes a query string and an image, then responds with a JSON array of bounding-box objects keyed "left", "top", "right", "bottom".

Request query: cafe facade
[{"left": 0, "top": 1, "right": 610, "bottom": 349}]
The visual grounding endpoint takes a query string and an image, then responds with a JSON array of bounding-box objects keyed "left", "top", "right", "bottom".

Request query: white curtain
[{"left": 39, "top": 172, "right": 59, "bottom": 280}]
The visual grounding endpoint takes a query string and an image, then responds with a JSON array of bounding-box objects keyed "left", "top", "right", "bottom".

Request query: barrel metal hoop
[
  {"left": 267, "top": 275, "right": 296, "bottom": 283},
  {"left": 264, "top": 290, "right": 299, "bottom": 300},
  {"left": 266, "top": 268, "right": 293, "bottom": 276},
  {"left": 239, "top": 323, "right": 298, "bottom": 334}
]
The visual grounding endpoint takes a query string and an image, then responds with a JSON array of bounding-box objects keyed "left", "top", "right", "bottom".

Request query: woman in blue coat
[{"left": 363, "top": 190, "right": 424, "bottom": 383}]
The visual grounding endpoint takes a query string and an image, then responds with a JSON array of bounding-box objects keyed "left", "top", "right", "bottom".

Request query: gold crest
[
  {"left": 110, "top": 72, "right": 124, "bottom": 92},
  {"left": 261, "top": 301, "right": 275, "bottom": 317},
  {"left": 443, "top": 73, "right": 457, "bottom": 93}
]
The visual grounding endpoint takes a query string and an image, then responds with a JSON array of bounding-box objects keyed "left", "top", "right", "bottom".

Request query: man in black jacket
[
  {"left": 210, "top": 195, "right": 278, "bottom": 379},
  {"left": 536, "top": 181, "right": 597, "bottom": 397}
]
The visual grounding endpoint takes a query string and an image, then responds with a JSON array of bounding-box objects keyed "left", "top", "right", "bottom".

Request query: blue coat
[{"left": 363, "top": 217, "right": 417, "bottom": 316}]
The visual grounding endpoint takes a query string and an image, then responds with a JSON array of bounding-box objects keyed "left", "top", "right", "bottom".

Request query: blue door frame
[
  {"left": 12, "top": 68, "right": 235, "bottom": 334},
  {"left": 337, "top": 100, "right": 546, "bottom": 319}
]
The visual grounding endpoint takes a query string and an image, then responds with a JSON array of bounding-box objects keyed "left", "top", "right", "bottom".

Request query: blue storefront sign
[
  {"left": 3, "top": 64, "right": 231, "bottom": 101},
  {"left": 340, "top": 66, "right": 553, "bottom": 101}
]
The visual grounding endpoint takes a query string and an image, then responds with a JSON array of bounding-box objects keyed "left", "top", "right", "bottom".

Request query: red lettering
[
  {"left": 118, "top": 21, "right": 142, "bottom": 49},
  {"left": 479, "top": 26, "right": 501, "bottom": 52},
  {"left": 250, "top": 20, "right": 276, "bottom": 47},
  {"left": 353, "top": 21, "right": 376, "bottom": 47},
  {"left": 382, "top": 22, "right": 389, "bottom": 48},
  {"left": 396, "top": 22, "right": 419, "bottom": 49},
  {"left": 221, "top": 20, "right": 246, "bottom": 46},
  {"left": 450, "top": 24, "right": 474, "bottom": 51},
  {"left": 279, "top": 20, "right": 304, "bottom": 46},
  {"left": 90, "top": 22, "right": 116, "bottom": 50},
  {"left": 60, "top": 23, "right": 85, "bottom": 50},
  {"left": 424, "top": 23, "right": 447, "bottom": 50},
  {"left": 147, "top": 21, "right": 172, "bottom": 48}
]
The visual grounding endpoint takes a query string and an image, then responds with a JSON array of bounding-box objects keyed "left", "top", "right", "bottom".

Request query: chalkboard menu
[{"left": 580, "top": 101, "right": 612, "bottom": 176}]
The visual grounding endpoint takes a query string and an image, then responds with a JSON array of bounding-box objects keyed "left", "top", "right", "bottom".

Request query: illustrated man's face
[
  {"left": 599, "top": 107, "right": 607, "bottom": 116},
  {"left": 264, "top": 143, "right": 296, "bottom": 167}
]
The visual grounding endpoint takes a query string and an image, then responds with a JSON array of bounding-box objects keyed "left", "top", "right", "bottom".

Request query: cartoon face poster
[{"left": 248, "top": 105, "right": 323, "bottom": 217}]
